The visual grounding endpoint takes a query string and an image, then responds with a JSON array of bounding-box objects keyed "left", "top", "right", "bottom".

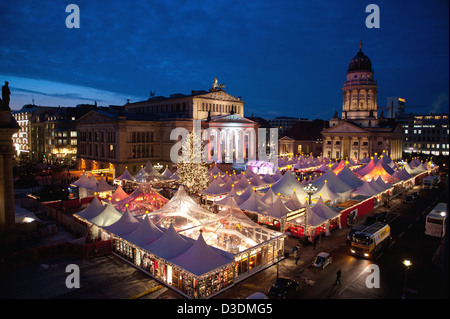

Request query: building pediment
[
  {"left": 196, "top": 90, "right": 243, "bottom": 103},
  {"left": 322, "top": 121, "right": 370, "bottom": 134},
  {"left": 207, "top": 114, "right": 255, "bottom": 124},
  {"left": 76, "top": 110, "right": 116, "bottom": 125}
]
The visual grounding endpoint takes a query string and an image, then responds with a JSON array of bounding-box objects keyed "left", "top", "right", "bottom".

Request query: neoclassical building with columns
[
  {"left": 76, "top": 79, "right": 259, "bottom": 177},
  {"left": 321, "top": 43, "right": 403, "bottom": 161}
]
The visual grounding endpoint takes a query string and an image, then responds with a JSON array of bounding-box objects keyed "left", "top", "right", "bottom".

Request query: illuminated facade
[
  {"left": 400, "top": 113, "right": 449, "bottom": 156},
  {"left": 77, "top": 80, "right": 258, "bottom": 177},
  {"left": 322, "top": 43, "right": 403, "bottom": 160}
]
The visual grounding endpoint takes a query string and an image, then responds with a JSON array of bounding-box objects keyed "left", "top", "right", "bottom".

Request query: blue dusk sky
[{"left": 0, "top": 0, "right": 448, "bottom": 119}]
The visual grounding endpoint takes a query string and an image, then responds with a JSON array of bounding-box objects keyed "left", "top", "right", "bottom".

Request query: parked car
[
  {"left": 268, "top": 277, "right": 298, "bottom": 299},
  {"left": 404, "top": 196, "right": 414, "bottom": 204},
  {"left": 411, "top": 192, "right": 420, "bottom": 199},
  {"left": 312, "top": 252, "right": 332, "bottom": 269},
  {"left": 246, "top": 292, "right": 268, "bottom": 299},
  {"left": 373, "top": 211, "right": 388, "bottom": 223}
]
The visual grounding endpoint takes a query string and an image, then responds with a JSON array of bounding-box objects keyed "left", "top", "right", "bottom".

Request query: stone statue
[{"left": 1, "top": 81, "right": 11, "bottom": 110}]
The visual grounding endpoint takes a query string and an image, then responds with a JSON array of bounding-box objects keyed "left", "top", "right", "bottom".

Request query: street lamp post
[
  {"left": 303, "top": 184, "right": 318, "bottom": 240},
  {"left": 402, "top": 259, "right": 412, "bottom": 299}
]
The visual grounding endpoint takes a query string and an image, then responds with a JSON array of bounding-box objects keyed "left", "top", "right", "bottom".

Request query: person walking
[
  {"left": 294, "top": 248, "right": 300, "bottom": 265},
  {"left": 335, "top": 269, "right": 342, "bottom": 285}
]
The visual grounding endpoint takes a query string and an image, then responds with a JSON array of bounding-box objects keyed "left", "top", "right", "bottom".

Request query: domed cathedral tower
[
  {"left": 322, "top": 42, "right": 404, "bottom": 161},
  {"left": 342, "top": 41, "right": 378, "bottom": 127}
]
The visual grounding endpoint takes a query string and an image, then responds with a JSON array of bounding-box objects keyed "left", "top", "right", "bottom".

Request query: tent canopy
[
  {"left": 123, "top": 214, "right": 165, "bottom": 247},
  {"left": 103, "top": 209, "right": 141, "bottom": 237},
  {"left": 89, "top": 202, "right": 122, "bottom": 227},
  {"left": 143, "top": 223, "right": 193, "bottom": 260},
  {"left": 74, "top": 196, "right": 105, "bottom": 220}
]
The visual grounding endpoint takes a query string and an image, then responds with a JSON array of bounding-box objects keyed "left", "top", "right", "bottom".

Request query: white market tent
[
  {"left": 238, "top": 185, "right": 256, "bottom": 202},
  {"left": 162, "top": 167, "right": 173, "bottom": 178},
  {"left": 283, "top": 191, "right": 305, "bottom": 211},
  {"left": 260, "top": 197, "right": 290, "bottom": 220},
  {"left": 170, "top": 233, "right": 234, "bottom": 277},
  {"left": 202, "top": 178, "right": 228, "bottom": 196},
  {"left": 312, "top": 168, "right": 354, "bottom": 195},
  {"left": 351, "top": 181, "right": 380, "bottom": 197},
  {"left": 74, "top": 196, "right": 105, "bottom": 220},
  {"left": 260, "top": 187, "right": 279, "bottom": 206},
  {"left": 312, "top": 180, "right": 341, "bottom": 204},
  {"left": 180, "top": 196, "right": 282, "bottom": 254},
  {"left": 88, "top": 202, "right": 123, "bottom": 227},
  {"left": 239, "top": 191, "right": 269, "bottom": 214},
  {"left": 149, "top": 186, "right": 216, "bottom": 231},
  {"left": 311, "top": 197, "right": 341, "bottom": 235},
  {"left": 337, "top": 165, "right": 364, "bottom": 189},
  {"left": 143, "top": 223, "right": 193, "bottom": 260},
  {"left": 215, "top": 188, "right": 246, "bottom": 206},
  {"left": 116, "top": 168, "right": 134, "bottom": 182},
  {"left": 262, "top": 173, "right": 277, "bottom": 184},
  {"left": 269, "top": 170, "right": 304, "bottom": 198},
  {"left": 122, "top": 214, "right": 165, "bottom": 247},
  {"left": 368, "top": 179, "right": 388, "bottom": 193},
  {"left": 362, "top": 161, "right": 399, "bottom": 184},
  {"left": 103, "top": 209, "right": 141, "bottom": 237},
  {"left": 91, "top": 176, "right": 115, "bottom": 193},
  {"left": 355, "top": 158, "right": 377, "bottom": 177},
  {"left": 71, "top": 172, "right": 89, "bottom": 187},
  {"left": 104, "top": 185, "right": 129, "bottom": 204},
  {"left": 374, "top": 175, "right": 394, "bottom": 190}
]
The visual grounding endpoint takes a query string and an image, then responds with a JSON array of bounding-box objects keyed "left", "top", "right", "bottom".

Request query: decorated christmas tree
[{"left": 176, "top": 130, "right": 210, "bottom": 194}]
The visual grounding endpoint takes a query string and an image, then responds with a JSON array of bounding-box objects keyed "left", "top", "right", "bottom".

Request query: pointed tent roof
[
  {"left": 143, "top": 223, "right": 193, "bottom": 260},
  {"left": 103, "top": 209, "right": 141, "bottom": 237},
  {"left": 91, "top": 176, "right": 115, "bottom": 193},
  {"left": 234, "top": 175, "right": 250, "bottom": 191},
  {"left": 239, "top": 185, "right": 256, "bottom": 202},
  {"left": 249, "top": 174, "right": 266, "bottom": 187},
  {"left": 332, "top": 160, "right": 347, "bottom": 175},
  {"left": 123, "top": 214, "right": 164, "bottom": 247},
  {"left": 170, "top": 233, "right": 234, "bottom": 276},
  {"left": 362, "top": 161, "right": 398, "bottom": 184},
  {"left": 83, "top": 175, "right": 98, "bottom": 190},
  {"left": 209, "top": 164, "right": 224, "bottom": 176},
  {"left": 116, "top": 168, "right": 133, "bottom": 181},
  {"left": 105, "top": 185, "right": 129, "bottom": 204},
  {"left": 150, "top": 186, "right": 215, "bottom": 226},
  {"left": 337, "top": 165, "right": 364, "bottom": 188},
  {"left": 284, "top": 191, "right": 305, "bottom": 211},
  {"left": 260, "top": 197, "right": 290, "bottom": 219},
  {"left": 262, "top": 173, "right": 277, "bottom": 184},
  {"left": 312, "top": 197, "right": 340, "bottom": 220},
  {"left": 368, "top": 179, "right": 387, "bottom": 193},
  {"left": 313, "top": 181, "right": 341, "bottom": 203},
  {"left": 243, "top": 166, "right": 256, "bottom": 178},
  {"left": 375, "top": 175, "right": 394, "bottom": 189},
  {"left": 72, "top": 172, "right": 90, "bottom": 187},
  {"left": 239, "top": 191, "right": 269, "bottom": 214},
  {"left": 89, "top": 202, "right": 122, "bottom": 227},
  {"left": 351, "top": 181, "right": 379, "bottom": 197},
  {"left": 356, "top": 158, "right": 377, "bottom": 177},
  {"left": 272, "top": 169, "right": 283, "bottom": 181},
  {"left": 261, "top": 187, "right": 279, "bottom": 205},
  {"left": 202, "top": 178, "right": 227, "bottom": 195},
  {"left": 162, "top": 167, "right": 173, "bottom": 178},
  {"left": 312, "top": 169, "right": 354, "bottom": 194},
  {"left": 270, "top": 170, "right": 304, "bottom": 198},
  {"left": 403, "top": 162, "right": 415, "bottom": 175},
  {"left": 215, "top": 188, "right": 246, "bottom": 206},
  {"left": 297, "top": 202, "right": 327, "bottom": 227},
  {"left": 74, "top": 196, "right": 104, "bottom": 220},
  {"left": 411, "top": 162, "right": 428, "bottom": 174}
]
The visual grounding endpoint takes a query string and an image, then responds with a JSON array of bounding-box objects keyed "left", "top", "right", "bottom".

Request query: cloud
[
  {"left": 429, "top": 92, "right": 449, "bottom": 114},
  {"left": 1, "top": 74, "right": 145, "bottom": 110}
]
